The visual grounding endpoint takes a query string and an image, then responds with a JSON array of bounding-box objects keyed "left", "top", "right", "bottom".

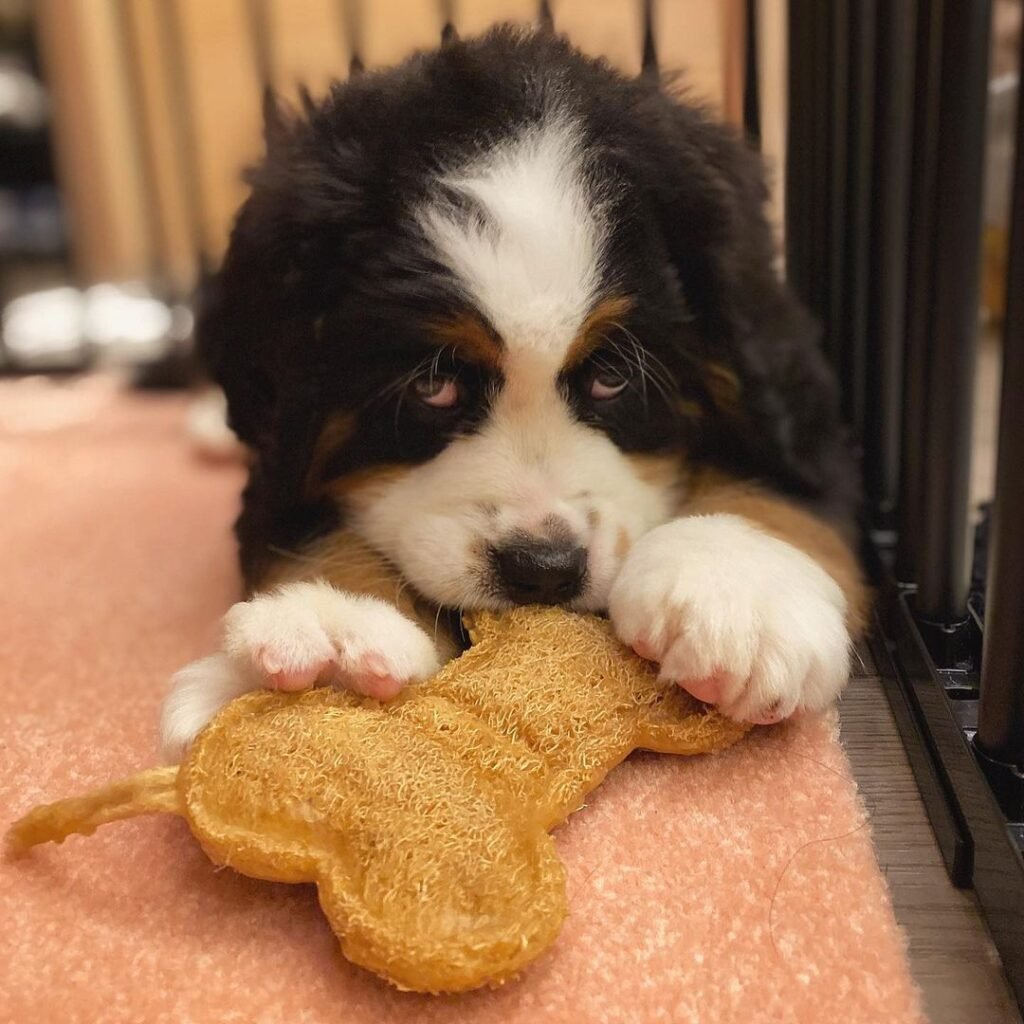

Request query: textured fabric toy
[{"left": 8, "top": 607, "right": 749, "bottom": 993}]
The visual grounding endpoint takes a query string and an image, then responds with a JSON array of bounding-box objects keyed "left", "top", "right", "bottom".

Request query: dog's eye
[
  {"left": 412, "top": 374, "right": 461, "bottom": 409},
  {"left": 587, "top": 367, "right": 630, "bottom": 401}
]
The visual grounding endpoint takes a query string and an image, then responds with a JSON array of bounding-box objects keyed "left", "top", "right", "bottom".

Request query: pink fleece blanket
[{"left": 0, "top": 379, "right": 923, "bottom": 1023}]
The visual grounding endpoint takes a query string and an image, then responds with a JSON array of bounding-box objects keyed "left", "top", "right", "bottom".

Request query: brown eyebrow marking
[
  {"left": 430, "top": 311, "right": 503, "bottom": 368},
  {"left": 563, "top": 294, "right": 635, "bottom": 370}
]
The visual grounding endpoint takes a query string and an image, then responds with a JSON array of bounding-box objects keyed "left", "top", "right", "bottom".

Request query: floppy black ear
[
  {"left": 194, "top": 192, "right": 338, "bottom": 585},
  {"left": 195, "top": 91, "right": 298, "bottom": 450},
  {"left": 193, "top": 245, "right": 275, "bottom": 451},
  {"left": 194, "top": 87, "right": 382, "bottom": 582},
  {"left": 197, "top": 84, "right": 375, "bottom": 441},
  {"left": 641, "top": 101, "right": 855, "bottom": 515}
]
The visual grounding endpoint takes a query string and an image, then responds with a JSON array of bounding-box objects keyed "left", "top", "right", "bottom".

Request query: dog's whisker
[
  {"left": 267, "top": 544, "right": 319, "bottom": 564},
  {"left": 612, "top": 325, "right": 677, "bottom": 400},
  {"left": 602, "top": 326, "right": 677, "bottom": 415},
  {"left": 432, "top": 602, "right": 447, "bottom": 644}
]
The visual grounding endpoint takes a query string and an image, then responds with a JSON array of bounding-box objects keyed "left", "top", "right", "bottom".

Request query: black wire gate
[{"left": 786, "top": 0, "right": 1024, "bottom": 1007}]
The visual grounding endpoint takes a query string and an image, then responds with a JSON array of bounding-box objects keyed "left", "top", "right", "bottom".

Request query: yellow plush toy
[{"left": 7, "top": 607, "right": 748, "bottom": 993}]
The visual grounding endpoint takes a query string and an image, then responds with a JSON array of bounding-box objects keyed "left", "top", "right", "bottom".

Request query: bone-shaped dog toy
[{"left": 7, "top": 607, "right": 749, "bottom": 993}]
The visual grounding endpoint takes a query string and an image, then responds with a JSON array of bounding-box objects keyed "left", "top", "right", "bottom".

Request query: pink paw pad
[
  {"left": 631, "top": 635, "right": 661, "bottom": 662},
  {"left": 255, "top": 649, "right": 331, "bottom": 692},
  {"left": 678, "top": 673, "right": 727, "bottom": 705},
  {"left": 749, "top": 702, "right": 792, "bottom": 726},
  {"left": 347, "top": 652, "right": 404, "bottom": 702}
]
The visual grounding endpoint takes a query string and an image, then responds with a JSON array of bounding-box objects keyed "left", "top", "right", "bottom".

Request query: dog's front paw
[
  {"left": 608, "top": 514, "right": 850, "bottom": 724},
  {"left": 223, "top": 582, "right": 441, "bottom": 700},
  {"left": 161, "top": 584, "right": 442, "bottom": 761}
]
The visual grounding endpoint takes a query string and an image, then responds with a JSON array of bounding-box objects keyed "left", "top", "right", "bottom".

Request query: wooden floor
[{"left": 839, "top": 648, "right": 1022, "bottom": 1024}]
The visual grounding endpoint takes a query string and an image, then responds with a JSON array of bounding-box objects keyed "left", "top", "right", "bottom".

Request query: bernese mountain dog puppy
[{"left": 161, "top": 25, "right": 866, "bottom": 759}]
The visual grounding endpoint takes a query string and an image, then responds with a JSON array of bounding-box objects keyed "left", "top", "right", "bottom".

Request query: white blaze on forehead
[{"left": 415, "top": 112, "right": 607, "bottom": 356}]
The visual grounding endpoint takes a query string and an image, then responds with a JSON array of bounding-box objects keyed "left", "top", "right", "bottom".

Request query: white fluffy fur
[
  {"left": 416, "top": 111, "right": 606, "bottom": 356},
  {"left": 160, "top": 653, "right": 255, "bottom": 762},
  {"left": 608, "top": 514, "right": 850, "bottom": 723},
  {"left": 160, "top": 583, "right": 440, "bottom": 759}
]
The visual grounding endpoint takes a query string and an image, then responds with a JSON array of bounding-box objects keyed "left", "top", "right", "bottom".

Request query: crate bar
[
  {"left": 784, "top": 0, "right": 809, "bottom": 306},
  {"left": 743, "top": 0, "right": 760, "bottom": 148},
  {"left": 783, "top": 0, "right": 808, "bottom": 300},
  {"left": 863, "top": 0, "right": 917, "bottom": 529},
  {"left": 786, "top": 1, "right": 879, "bottom": 431},
  {"left": 901, "top": 0, "right": 987, "bottom": 606},
  {"left": 823, "top": 0, "right": 850, "bottom": 376},
  {"left": 839, "top": 0, "right": 876, "bottom": 438},
  {"left": 977, "top": 43, "right": 1024, "bottom": 770},
  {"left": 785, "top": 0, "right": 828, "bottom": 323},
  {"left": 912, "top": 0, "right": 991, "bottom": 621},
  {"left": 897, "top": 0, "right": 943, "bottom": 584}
]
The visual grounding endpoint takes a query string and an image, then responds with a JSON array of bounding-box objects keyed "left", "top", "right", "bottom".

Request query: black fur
[{"left": 199, "top": 25, "right": 858, "bottom": 587}]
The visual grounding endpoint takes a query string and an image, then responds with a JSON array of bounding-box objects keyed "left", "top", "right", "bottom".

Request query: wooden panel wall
[
  {"left": 35, "top": 0, "right": 152, "bottom": 282},
  {"left": 172, "top": 0, "right": 264, "bottom": 265},
  {"left": 266, "top": 0, "right": 348, "bottom": 100},
  {"left": 121, "top": 0, "right": 201, "bottom": 292}
]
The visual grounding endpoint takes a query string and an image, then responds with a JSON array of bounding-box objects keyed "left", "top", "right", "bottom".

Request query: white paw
[
  {"left": 222, "top": 581, "right": 441, "bottom": 698},
  {"left": 160, "top": 583, "right": 441, "bottom": 761},
  {"left": 608, "top": 514, "right": 850, "bottom": 724},
  {"left": 160, "top": 653, "right": 252, "bottom": 762}
]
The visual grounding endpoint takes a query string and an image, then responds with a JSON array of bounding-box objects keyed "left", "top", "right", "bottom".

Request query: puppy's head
[{"left": 203, "top": 27, "right": 841, "bottom": 609}]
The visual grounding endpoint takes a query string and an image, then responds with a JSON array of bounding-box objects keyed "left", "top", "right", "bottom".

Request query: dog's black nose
[{"left": 493, "top": 539, "right": 587, "bottom": 605}]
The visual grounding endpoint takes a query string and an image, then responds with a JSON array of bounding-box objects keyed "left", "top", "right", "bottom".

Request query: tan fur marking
[
  {"left": 563, "top": 295, "right": 635, "bottom": 369},
  {"left": 615, "top": 527, "right": 631, "bottom": 560},
  {"left": 625, "top": 452, "right": 688, "bottom": 499},
  {"left": 432, "top": 312, "right": 502, "bottom": 368},
  {"left": 683, "top": 469, "right": 869, "bottom": 635}
]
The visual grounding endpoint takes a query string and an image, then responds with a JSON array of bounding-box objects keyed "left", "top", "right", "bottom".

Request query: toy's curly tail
[{"left": 6, "top": 766, "right": 181, "bottom": 855}]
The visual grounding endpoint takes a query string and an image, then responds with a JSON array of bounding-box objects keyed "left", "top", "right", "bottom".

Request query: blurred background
[
  {"left": 0, "top": 1, "right": 777, "bottom": 378},
  {"left": 0, "top": 0, "right": 1018, "bottom": 490}
]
